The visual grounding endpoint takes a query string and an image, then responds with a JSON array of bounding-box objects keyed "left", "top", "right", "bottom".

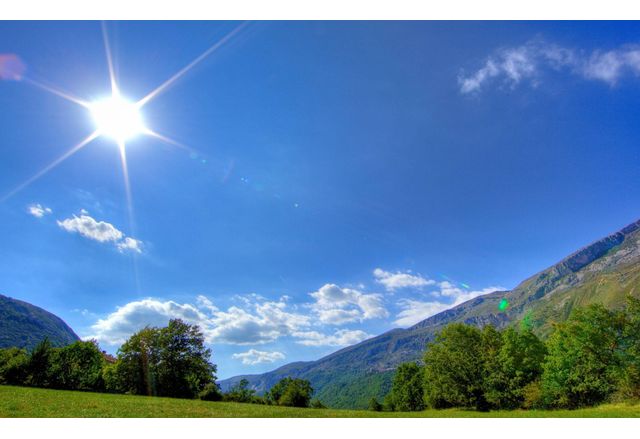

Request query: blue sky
[{"left": 1, "top": 21, "right": 639, "bottom": 378}]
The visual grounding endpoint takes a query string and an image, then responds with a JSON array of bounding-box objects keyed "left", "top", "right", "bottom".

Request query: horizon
[{"left": 2, "top": 21, "right": 640, "bottom": 379}]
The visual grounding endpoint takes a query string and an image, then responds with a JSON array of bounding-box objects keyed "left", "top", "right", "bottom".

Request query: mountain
[
  {"left": 219, "top": 218, "right": 640, "bottom": 408},
  {"left": 0, "top": 294, "right": 80, "bottom": 350}
]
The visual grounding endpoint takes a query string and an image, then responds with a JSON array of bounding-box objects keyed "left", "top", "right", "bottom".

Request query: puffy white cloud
[
  {"left": 27, "top": 203, "right": 52, "bottom": 218},
  {"left": 309, "top": 283, "right": 388, "bottom": 325},
  {"left": 208, "top": 300, "right": 310, "bottom": 345},
  {"left": 459, "top": 40, "right": 640, "bottom": 94},
  {"left": 232, "top": 349, "right": 285, "bottom": 365},
  {"left": 293, "top": 329, "right": 371, "bottom": 347},
  {"left": 89, "top": 295, "right": 311, "bottom": 347},
  {"left": 57, "top": 211, "right": 143, "bottom": 254},
  {"left": 89, "top": 298, "right": 210, "bottom": 345},
  {"left": 394, "top": 282, "right": 502, "bottom": 327},
  {"left": 373, "top": 268, "right": 435, "bottom": 291}
]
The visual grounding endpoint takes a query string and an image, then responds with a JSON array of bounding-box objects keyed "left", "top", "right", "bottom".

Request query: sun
[{"left": 89, "top": 94, "right": 146, "bottom": 143}]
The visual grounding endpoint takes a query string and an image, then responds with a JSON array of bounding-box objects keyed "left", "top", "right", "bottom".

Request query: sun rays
[{"left": 1, "top": 20, "right": 248, "bottom": 212}]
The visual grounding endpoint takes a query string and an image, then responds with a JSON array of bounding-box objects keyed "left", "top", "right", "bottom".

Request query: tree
[
  {"left": 115, "top": 326, "right": 159, "bottom": 395},
  {"left": 541, "top": 304, "right": 625, "bottom": 408},
  {"left": 114, "top": 319, "right": 216, "bottom": 398},
  {"left": 386, "top": 362, "right": 425, "bottom": 411},
  {"left": 267, "top": 377, "right": 314, "bottom": 407},
  {"left": 619, "top": 295, "right": 640, "bottom": 398},
  {"left": 49, "top": 340, "right": 106, "bottom": 391},
  {"left": 224, "top": 378, "right": 256, "bottom": 403},
  {"left": 155, "top": 319, "right": 216, "bottom": 398},
  {"left": 278, "top": 379, "right": 314, "bottom": 407},
  {"left": 483, "top": 327, "right": 546, "bottom": 409},
  {"left": 0, "top": 347, "right": 29, "bottom": 385},
  {"left": 423, "top": 324, "right": 486, "bottom": 410},
  {"left": 27, "top": 337, "right": 53, "bottom": 387}
]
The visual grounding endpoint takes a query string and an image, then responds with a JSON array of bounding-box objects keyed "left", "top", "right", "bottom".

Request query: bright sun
[{"left": 89, "top": 95, "right": 145, "bottom": 143}]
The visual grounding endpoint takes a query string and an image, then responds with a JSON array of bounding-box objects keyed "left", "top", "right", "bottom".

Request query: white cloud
[
  {"left": 293, "top": 329, "right": 371, "bottom": 347},
  {"left": 57, "top": 211, "right": 143, "bottom": 254},
  {"left": 459, "top": 40, "right": 640, "bottom": 94},
  {"left": 89, "top": 298, "right": 210, "bottom": 345},
  {"left": 116, "top": 237, "right": 143, "bottom": 254},
  {"left": 89, "top": 295, "right": 311, "bottom": 347},
  {"left": 394, "top": 282, "right": 502, "bottom": 327},
  {"left": 208, "top": 300, "right": 310, "bottom": 345},
  {"left": 373, "top": 268, "right": 435, "bottom": 291},
  {"left": 27, "top": 203, "right": 52, "bottom": 218},
  {"left": 309, "top": 283, "right": 388, "bottom": 325},
  {"left": 232, "top": 349, "right": 285, "bottom": 365}
]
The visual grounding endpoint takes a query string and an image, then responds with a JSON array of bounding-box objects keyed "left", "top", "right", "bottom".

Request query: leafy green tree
[
  {"left": 102, "top": 361, "right": 123, "bottom": 393},
  {"left": 114, "top": 319, "right": 216, "bottom": 398},
  {"left": 619, "top": 295, "right": 640, "bottom": 398},
  {"left": 267, "top": 377, "right": 314, "bottom": 407},
  {"left": 386, "top": 362, "right": 425, "bottom": 411},
  {"left": 278, "top": 379, "right": 314, "bottom": 407},
  {"left": 0, "top": 347, "right": 29, "bottom": 385},
  {"left": 224, "top": 378, "right": 257, "bottom": 403},
  {"left": 423, "top": 324, "right": 486, "bottom": 410},
  {"left": 483, "top": 327, "right": 546, "bottom": 409},
  {"left": 154, "top": 319, "right": 216, "bottom": 398},
  {"left": 115, "top": 326, "right": 159, "bottom": 395},
  {"left": 49, "top": 340, "right": 106, "bottom": 391},
  {"left": 541, "top": 304, "right": 625, "bottom": 408},
  {"left": 27, "top": 337, "right": 53, "bottom": 387}
]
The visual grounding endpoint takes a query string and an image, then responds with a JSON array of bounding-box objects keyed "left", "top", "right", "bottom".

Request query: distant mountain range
[
  {"left": 219, "top": 218, "right": 640, "bottom": 409},
  {"left": 0, "top": 294, "right": 79, "bottom": 350}
]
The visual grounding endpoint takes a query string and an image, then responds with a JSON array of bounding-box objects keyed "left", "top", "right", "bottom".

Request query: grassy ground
[{"left": 1, "top": 385, "right": 640, "bottom": 417}]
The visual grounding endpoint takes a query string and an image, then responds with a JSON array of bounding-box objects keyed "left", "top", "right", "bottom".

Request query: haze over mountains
[{"left": 220, "top": 218, "right": 640, "bottom": 408}]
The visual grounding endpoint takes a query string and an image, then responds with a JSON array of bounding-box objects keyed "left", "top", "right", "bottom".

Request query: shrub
[
  {"left": 368, "top": 397, "right": 383, "bottom": 411},
  {"left": 199, "top": 382, "right": 223, "bottom": 401}
]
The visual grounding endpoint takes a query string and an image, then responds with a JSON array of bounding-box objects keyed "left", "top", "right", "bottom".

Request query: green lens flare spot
[{"left": 498, "top": 298, "right": 509, "bottom": 311}]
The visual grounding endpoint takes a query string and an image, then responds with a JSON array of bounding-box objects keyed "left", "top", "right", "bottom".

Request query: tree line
[
  {"left": 0, "top": 318, "right": 320, "bottom": 408},
  {"left": 375, "top": 296, "right": 640, "bottom": 412}
]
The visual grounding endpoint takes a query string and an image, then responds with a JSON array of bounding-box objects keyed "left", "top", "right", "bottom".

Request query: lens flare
[{"left": 90, "top": 95, "right": 145, "bottom": 142}]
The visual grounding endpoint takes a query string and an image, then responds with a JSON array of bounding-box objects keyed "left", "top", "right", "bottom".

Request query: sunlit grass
[{"left": 1, "top": 385, "right": 640, "bottom": 417}]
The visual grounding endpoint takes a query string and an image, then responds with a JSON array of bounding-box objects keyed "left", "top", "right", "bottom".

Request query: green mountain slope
[
  {"left": 0, "top": 294, "right": 80, "bottom": 350},
  {"left": 219, "top": 218, "right": 640, "bottom": 409}
]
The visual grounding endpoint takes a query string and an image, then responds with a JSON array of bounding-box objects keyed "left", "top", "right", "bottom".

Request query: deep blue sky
[{"left": 1, "top": 21, "right": 639, "bottom": 378}]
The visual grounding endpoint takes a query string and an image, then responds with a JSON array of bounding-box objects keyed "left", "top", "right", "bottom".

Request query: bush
[
  {"left": 223, "top": 378, "right": 256, "bottom": 403},
  {"left": 199, "top": 382, "right": 223, "bottom": 401},
  {"left": 310, "top": 399, "right": 327, "bottom": 409},
  {"left": 522, "top": 381, "right": 544, "bottom": 410},
  {"left": 368, "top": 397, "right": 383, "bottom": 411},
  {"left": 0, "top": 347, "right": 29, "bottom": 385},
  {"left": 267, "top": 377, "right": 314, "bottom": 407}
]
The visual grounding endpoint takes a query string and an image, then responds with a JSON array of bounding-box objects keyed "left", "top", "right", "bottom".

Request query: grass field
[{"left": 2, "top": 385, "right": 640, "bottom": 417}]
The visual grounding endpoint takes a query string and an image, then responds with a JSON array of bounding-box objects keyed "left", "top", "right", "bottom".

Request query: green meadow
[{"left": 1, "top": 385, "right": 640, "bottom": 418}]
